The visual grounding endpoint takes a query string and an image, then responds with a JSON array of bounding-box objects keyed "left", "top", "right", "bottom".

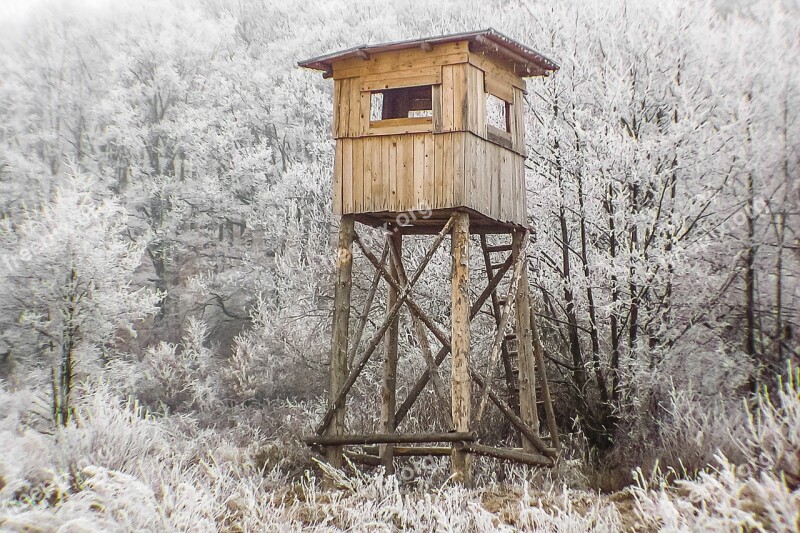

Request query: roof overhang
[{"left": 298, "top": 28, "right": 559, "bottom": 78}]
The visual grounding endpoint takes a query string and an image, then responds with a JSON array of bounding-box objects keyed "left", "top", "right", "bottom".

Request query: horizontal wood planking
[
  {"left": 360, "top": 67, "right": 441, "bottom": 91},
  {"left": 485, "top": 74, "right": 514, "bottom": 103},
  {"left": 332, "top": 41, "right": 469, "bottom": 79},
  {"left": 467, "top": 51, "right": 526, "bottom": 91}
]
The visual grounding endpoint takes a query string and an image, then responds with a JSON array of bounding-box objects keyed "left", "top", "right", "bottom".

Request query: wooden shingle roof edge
[{"left": 298, "top": 28, "right": 559, "bottom": 78}]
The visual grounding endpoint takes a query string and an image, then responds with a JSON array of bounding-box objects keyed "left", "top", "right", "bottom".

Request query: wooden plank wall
[
  {"left": 335, "top": 132, "right": 524, "bottom": 223},
  {"left": 330, "top": 45, "right": 528, "bottom": 225}
]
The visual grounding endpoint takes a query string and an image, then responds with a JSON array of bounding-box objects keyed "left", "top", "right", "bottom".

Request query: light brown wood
[
  {"left": 401, "top": 136, "right": 414, "bottom": 209},
  {"left": 381, "top": 240, "right": 452, "bottom": 422},
  {"left": 512, "top": 87, "right": 527, "bottom": 155},
  {"left": 442, "top": 132, "right": 454, "bottom": 207},
  {"left": 485, "top": 74, "right": 514, "bottom": 103},
  {"left": 360, "top": 69, "right": 441, "bottom": 92},
  {"left": 332, "top": 79, "right": 341, "bottom": 137},
  {"left": 305, "top": 432, "right": 476, "bottom": 446},
  {"left": 359, "top": 89, "right": 370, "bottom": 136},
  {"left": 380, "top": 232, "right": 401, "bottom": 474},
  {"left": 462, "top": 443, "right": 553, "bottom": 467},
  {"left": 433, "top": 133, "right": 444, "bottom": 208},
  {"left": 393, "top": 254, "right": 513, "bottom": 427},
  {"left": 333, "top": 142, "right": 343, "bottom": 215},
  {"left": 513, "top": 230, "right": 540, "bottom": 454},
  {"left": 388, "top": 135, "right": 398, "bottom": 212},
  {"left": 379, "top": 136, "right": 390, "bottom": 211},
  {"left": 347, "top": 243, "right": 387, "bottom": 368},
  {"left": 349, "top": 77, "right": 361, "bottom": 137},
  {"left": 452, "top": 132, "right": 465, "bottom": 206},
  {"left": 363, "top": 138, "right": 373, "bottom": 209},
  {"left": 336, "top": 78, "right": 350, "bottom": 137},
  {"left": 452, "top": 64, "right": 468, "bottom": 130},
  {"left": 370, "top": 116, "right": 432, "bottom": 128},
  {"left": 450, "top": 211, "right": 472, "bottom": 486},
  {"left": 531, "top": 304, "right": 560, "bottom": 451},
  {"left": 333, "top": 41, "right": 469, "bottom": 79},
  {"left": 474, "top": 237, "right": 527, "bottom": 424},
  {"left": 353, "top": 138, "right": 364, "bottom": 212},
  {"left": 361, "top": 446, "right": 452, "bottom": 457},
  {"left": 423, "top": 134, "right": 434, "bottom": 210},
  {"left": 342, "top": 138, "right": 353, "bottom": 213},
  {"left": 432, "top": 85, "right": 443, "bottom": 133},
  {"left": 467, "top": 364, "right": 555, "bottom": 457},
  {"left": 468, "top": 51, "right": 526, "bottom": 91},
  {"left": 500, "top": 148, "right": 511, "bottom": 221},
  {"left": 370, "top": 137, "right": 382, "bottom": 213},
  {"left": 326, "top": 216, "right": 355, "bottom": 476},
  {"left": 413, "top": 133, "right": 425, "bottom": 210},
  {"left": 315, "top": 217, "right": 455, "bottom": 436},
  {"left": 442, "top": 65, "right": 454, "bottom": 132},
  {"left": 331, "top": 36, "right": 530, "bottom": 222}
]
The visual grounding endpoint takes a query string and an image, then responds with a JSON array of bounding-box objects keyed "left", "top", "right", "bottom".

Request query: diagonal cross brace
[
  {"left": 393, "top": 253, "right": 514, "bottom": 427},
  {"left": 473, "top": 231, "right": 529, "bottom": 424},
  {"left": 315, "top": 215, "right": 455, "bottom": 436}
]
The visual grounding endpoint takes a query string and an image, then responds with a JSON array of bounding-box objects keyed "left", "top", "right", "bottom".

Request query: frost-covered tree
[{"left": 0, "top": 175, "right": 160, "bottom": 425}]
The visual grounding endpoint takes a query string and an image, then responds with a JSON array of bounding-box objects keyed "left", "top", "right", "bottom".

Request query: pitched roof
[{"left": 298, "top": 28, "right": 558, "bottom": 78}]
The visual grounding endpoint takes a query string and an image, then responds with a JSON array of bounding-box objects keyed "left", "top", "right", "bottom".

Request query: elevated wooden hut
[{"left": 300, "top": 29, "right": 560, "bottom": 486}]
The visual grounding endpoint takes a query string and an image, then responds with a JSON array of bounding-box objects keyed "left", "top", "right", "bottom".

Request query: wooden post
[
  {"left": 513, "top": 230, "right": 540, "bottom": 453},
  {"left": 450, "top": 211, "right": 472, "bottom": 485},
  {"left": 380, "top": 230, "right": 402, "bottom": 474},
  {"left": 326, "top": 216, "right": 355, "bottom": 476}
]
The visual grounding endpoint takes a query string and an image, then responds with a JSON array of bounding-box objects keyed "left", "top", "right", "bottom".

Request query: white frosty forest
[{"left": 0, "top": 0, "right": 799, "bottom": 530}]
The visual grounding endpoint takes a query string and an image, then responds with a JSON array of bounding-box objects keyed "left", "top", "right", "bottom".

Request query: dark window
[{"left": 370, "top": 85, "right": 433, "bottom": 121}]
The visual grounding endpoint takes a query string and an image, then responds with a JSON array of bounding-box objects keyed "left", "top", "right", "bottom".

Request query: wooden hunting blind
[{"left": 299, "top": 29, "right": 560, "bottom": 485}]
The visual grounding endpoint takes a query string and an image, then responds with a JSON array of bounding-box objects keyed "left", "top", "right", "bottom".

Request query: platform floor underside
[{"left": 352, "top": 207, "right": 529, "bottom": 234}]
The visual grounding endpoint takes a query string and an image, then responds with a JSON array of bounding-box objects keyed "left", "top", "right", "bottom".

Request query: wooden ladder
[{"left": 479, "top": 235, "right": 559, "bottom": 449}]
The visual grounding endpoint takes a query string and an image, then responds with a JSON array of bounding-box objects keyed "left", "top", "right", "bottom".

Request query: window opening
[
  {"left": 371, "top": 85, "right": 433, "bottom": 121},
  {"left": 486, "top": 93, "right": 510, "bottom": 132}
]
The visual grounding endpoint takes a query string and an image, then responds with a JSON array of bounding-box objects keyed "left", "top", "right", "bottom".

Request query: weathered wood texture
[
  {"left": 512, "top": 230, "right": 540, "bottom": 454},
  {"left": 450, "top": 211, "right": 472, "bottom": 485},
  {"left": 334, "top": 133, "right": 525, "bottom": 224},
  {"left": 329, "top": 47, "right": 528, "bottom": 227},
  {"left": 305, "top": 432, "right": 476, "bottom": 446},
  {"left": 380, "top": 232, "right": 402, "bottom": 473},
  {"left": 326, "top": 216, "right": 355, "bottom": 473}
]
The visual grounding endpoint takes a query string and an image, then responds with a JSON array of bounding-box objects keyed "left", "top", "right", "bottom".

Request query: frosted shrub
[
  {"left": 139, "top": 318, "right": 217, "bottom": 413},
  {"left": 633, "top": 456, "right": 799, "bottom": 532},
  {"left": 516, "top": 484, "right": 623, "bottom": 532},
  {"left": 656, "top": 386, "right": 748, "bottom": 473},
  {"left": 745, "top": 366, "right": 800, "bottom": 488},
  {"left": 632, "top": 365, "right": 800, "bottom": 531},
  {"left": 219, "top": 339, "right": 267, "bottom": 404}
]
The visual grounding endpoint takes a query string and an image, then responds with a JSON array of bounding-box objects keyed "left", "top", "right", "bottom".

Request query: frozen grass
[{"left": 1, "top": 369, "right": 798, "bottom": 531}]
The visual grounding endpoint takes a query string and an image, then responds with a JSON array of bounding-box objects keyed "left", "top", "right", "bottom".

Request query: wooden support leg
[
  {"left": 380, "top": 230, "right": 402, "bottom": 474},
  {"left": 450, "top": 211, "right": 472, "bottom": 486},
  {"left": 513, "top": 230, "right": 540, "bottom": 454},
  {"left": 531, "top": 308, "right": 560, "bottom": 450},
  {"left": 326, "top": 216, "right": 355, "bottom": 477}
]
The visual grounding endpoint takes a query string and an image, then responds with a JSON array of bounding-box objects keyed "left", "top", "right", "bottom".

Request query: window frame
[
  {"left": 484, "top": 76, "right": 514, "bottom": 149},
  {"left": 360, "top": 73, "right": 440, "bottom": 136}
]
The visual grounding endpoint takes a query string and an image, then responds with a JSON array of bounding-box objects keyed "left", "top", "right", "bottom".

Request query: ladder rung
[
  {"left": 490, "top": 262, "right": 506, "bottom": 270},
  {"left": 504, "top": 334, "right": 517, "bottom": 341},
  {"left": 485, "top": 244, "right": 513, "bottom": 253}
]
